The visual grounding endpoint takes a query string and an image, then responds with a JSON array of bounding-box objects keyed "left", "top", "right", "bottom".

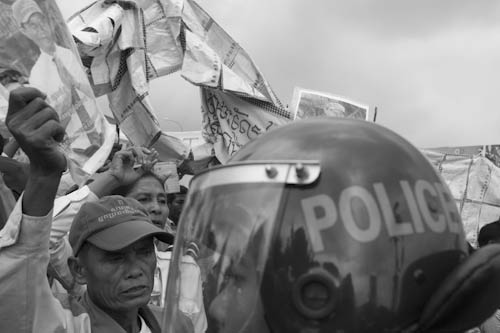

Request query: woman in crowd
[{"left": 49, "top": 147, "right": 165, "bottom": 292}]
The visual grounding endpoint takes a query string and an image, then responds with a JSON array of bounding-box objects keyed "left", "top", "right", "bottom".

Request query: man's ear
[{"left": 68, "top": 256, "right": 88, "bottom": 285}]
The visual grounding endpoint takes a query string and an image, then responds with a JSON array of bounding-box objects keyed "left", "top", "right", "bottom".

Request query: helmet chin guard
[{"left": 417, "top": 244, "right": 500, "bottom": 332}]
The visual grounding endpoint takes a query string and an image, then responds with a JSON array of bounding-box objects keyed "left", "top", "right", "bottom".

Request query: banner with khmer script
[
  {"left": 201, "top": 89, "right": 290, "bottom": 163},
  {"left": 68, "top": 0, "right": 289, "bottom": 163}
]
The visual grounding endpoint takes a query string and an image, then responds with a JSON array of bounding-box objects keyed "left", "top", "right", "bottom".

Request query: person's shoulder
[
  {"left": 148, "top": 304, "right": 163, "bottom": 322},
  {"left": 139, "top": 305, "right": 162, "bottom": 333}
]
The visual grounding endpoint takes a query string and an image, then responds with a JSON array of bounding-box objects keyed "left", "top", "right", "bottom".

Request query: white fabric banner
[
  {"left": 68, "top": 2, "right": 166, "bottom": 149},
  {"left": 0, "top": 0, "right": 115, "bottom": 187},
  {"left": 201, "top": 89, "right": 290, "bottom": 163},
  {"left": 67, "top": 0, "right": 287, "bottom": 163},
  {"left": 424, "top": 149, "right": 500, "bottom": 246}
]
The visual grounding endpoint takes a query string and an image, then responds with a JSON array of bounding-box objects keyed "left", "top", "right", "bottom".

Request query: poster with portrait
[
  {"left": 290, "top": 87, "right": 370, "bottom": 121},
  {"left": 0, "top": 0, "right": 115, "bottom": 187}
]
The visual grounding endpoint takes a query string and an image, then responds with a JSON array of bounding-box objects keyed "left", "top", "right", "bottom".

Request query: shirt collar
[{"left": 82, "top": 292, "right": 140, "bottom": 333}]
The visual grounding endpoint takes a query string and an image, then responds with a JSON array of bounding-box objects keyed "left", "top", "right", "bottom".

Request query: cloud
[
  {"left": 320, "top": 0, "right": 500, "bottom": 39},
  {"left": 197, "top": 0, "right": 500, "bottom": 146},
  {"left": 60, "top": 0, "right": 500, "bottom": 147}
]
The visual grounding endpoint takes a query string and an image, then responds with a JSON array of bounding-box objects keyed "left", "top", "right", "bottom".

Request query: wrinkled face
[
  {"left": 169, "top": 193, "right": 186, "bottom": 224},
  {"left": 81, "top": 237, "right": 156, "bottom": 312},
  {"left": 21, "top": 13, "right": 54, "bottom": 53},
  {"left": 208, "top": 254, "right": 270, "bottom": 333},
  {"left": 127, "top": 176, "right": 169, "bottom": 229}
]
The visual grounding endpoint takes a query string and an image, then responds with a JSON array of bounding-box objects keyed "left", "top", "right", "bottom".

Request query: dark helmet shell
[{"left": 230, "top": 118, "right": 467, "bottom": 332}]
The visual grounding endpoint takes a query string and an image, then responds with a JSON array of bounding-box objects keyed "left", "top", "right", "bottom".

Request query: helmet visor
[{"left": 162, "top": 162, "right": 319, "bottom": 333}]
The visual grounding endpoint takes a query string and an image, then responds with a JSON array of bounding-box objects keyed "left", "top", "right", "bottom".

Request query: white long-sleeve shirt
[{"left": 0, "top": 195, "right": 163, "bottom": 333}]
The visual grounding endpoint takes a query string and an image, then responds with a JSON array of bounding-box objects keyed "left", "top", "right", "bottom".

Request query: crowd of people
[{"left": 2, "top": 87, "right": 500, "bottom": 333}]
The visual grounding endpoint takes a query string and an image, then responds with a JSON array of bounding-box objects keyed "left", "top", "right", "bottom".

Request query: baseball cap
[
  {"left": 478, "top": 219, "right": 500, "bottom": 247},
  {"left": 69, "top": 195, "right": 174, "bottom": 256},
  {"left": 12, "top": 0, "right": 43, "bottom": 26}
]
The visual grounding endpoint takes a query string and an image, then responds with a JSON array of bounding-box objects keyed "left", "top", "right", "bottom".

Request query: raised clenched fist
[{"left": 6, "top": 88, "right": 67, "bottom": 175}]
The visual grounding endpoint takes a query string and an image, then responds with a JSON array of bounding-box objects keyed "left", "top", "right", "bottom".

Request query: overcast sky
[{"left": 58, "top": 0, "right": 500, "bottom": 148}]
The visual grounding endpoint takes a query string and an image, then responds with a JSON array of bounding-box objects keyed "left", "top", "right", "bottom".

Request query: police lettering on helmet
[{"left": 163, "top": 118, "right": 500, "bottom": 333}]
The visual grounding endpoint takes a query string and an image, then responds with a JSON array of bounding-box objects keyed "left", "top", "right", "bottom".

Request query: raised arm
[
  {"left": 0, "top": 87, "right": 68, "bottom": 332},
  {"left": 88, "top": 146, "right": 158, "bottom": 196},
  {"left": 7, "top": 87, "right": 67, "bottom": 215}
]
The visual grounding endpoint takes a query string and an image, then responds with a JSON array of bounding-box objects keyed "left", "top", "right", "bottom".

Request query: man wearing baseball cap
[
  {"left": 0, "top": 88, "right": 188, "bottom": 332},
  {"left": 66, "top": 195, "right": 173, "bottom": 332}
]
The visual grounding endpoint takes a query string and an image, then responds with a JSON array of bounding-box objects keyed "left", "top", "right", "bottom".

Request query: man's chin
[
  {"left": 119, "top": 286, "right": 153, "bottom": 305},
  {"left": 152, "top": 220, "right": 166, "bottom": 229},
  {"left": 119, "top": 293, "right": 152, "bottom": 309},
  {"left": 92, "top": 292, "right": 152, "bottom": 314}
]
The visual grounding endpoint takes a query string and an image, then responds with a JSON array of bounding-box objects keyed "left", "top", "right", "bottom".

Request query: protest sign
[
  {"left": 423, "top": 147, "right": 500, "bottom": 246},
  {"left": 0, "top": 1, "right": 39, "bottom": 81},
  {"left": 180, "top": 0, "right": 284, "bottom": 105},
  {"left": 68, "top": 1, "right": 184, "bottom": 154},
  {"left": 181, "top": 0, "right": 291, "bottom": 162},
  {"left": 0, "top": 0, "right": 115, "bottom": 187},
  {"left": 69, "top": 3, "right": 161, "bottom": 148},
  {"left": 201, "top": 89, "right": 290, "bottom": 163},
  {"left": 291, "top": 87, "right": 370, "bottom": 121},
  {"left": 68, "top": 0, "right": 288, "bottom": 164}
]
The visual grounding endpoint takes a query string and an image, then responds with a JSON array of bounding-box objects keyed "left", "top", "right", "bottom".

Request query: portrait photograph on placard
[{"left": 290, "top": 87, "right": 370, "bottom": 121}]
